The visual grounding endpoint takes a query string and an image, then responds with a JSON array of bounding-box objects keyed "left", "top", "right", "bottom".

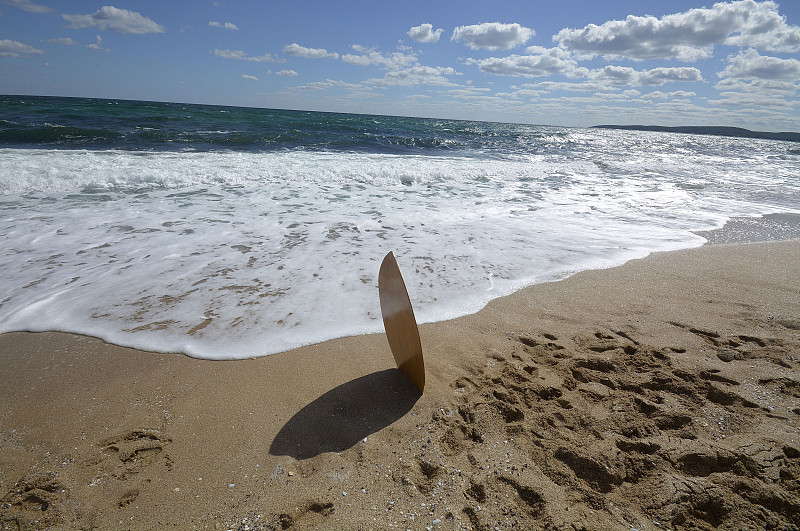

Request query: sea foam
[{"left": 1, "top": 128, "right": 798, "bottom": 359}]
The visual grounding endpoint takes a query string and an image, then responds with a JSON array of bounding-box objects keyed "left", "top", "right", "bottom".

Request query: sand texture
[{"left": 1, "top": 241, "right": 799, "bottom": 530}]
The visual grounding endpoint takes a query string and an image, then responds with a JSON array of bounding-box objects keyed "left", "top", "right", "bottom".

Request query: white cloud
[
  {"left": 0, "top": 39, "right": 45, "bottom": 56},
  {"left": 367, "top": 65, "right": 461, "bottom": 86},
  {"left": 516, "top": 80, "right": 611, "bottom": 93},
  {"left": 593, "top": 89, "right": 642, "bottom": 100},
  {"left": 407, "top": 23, "right": 443, "bottom": 43},
  {"left": 242, "top": 74, "right": 258, "bottom": 80},
  {"left": 212, "top": 49, "right": 281, "bottom": 62},
  {"left": 714, "top": 77, "right": 798, "bottom": 93},
  {"left": 718, "top": 48, "right": 800, "bottom": 81},
  {"left": 86, "top": 34, "right": 110, "bottom": 53},
  {"left": 297, "top": 78, "right": 368, "bottom": 91},
  {"left": 523, "top": 45, "right": 570, "bottom": 58},
  {"left": 592, "top": 65, "right": 703, "bottom": 86},
  {"left": 512, "top": 77, "right": 701, "bottom": 94},
  {"left": 641, "top": 90, "right": 696, "bottom": 100},
  {"left": 555, "top": 0, "right": 800, "bottom": 61},
  {"left": 722, "top": 2, "right": 800, "bottom": 52},
  {"left": 713, "top": 49, "right": 800, "bottom": 100},
  {"left": 45, "top": 37, "right": 79, "bottom": 45},
  {"left": 709, "top": 91, "right": 796, "bottom": 107},
  {"left": 63, "top": 6, "right": 166, "bottom": 34},
  {"left": 209, "top": 21, "right": 238, "bottom": 30},
  {"left": 283, "top": 43, "right": 338, "bottom": 59},
  {"left": 452, "top": 22, "right": 534, "bottom": 51},
  {"left": 502, "top": 88, "right": 543, "bottom": 99},
  {"left": 440, "top": 87, "right": 493, "bottom": 98},
  {"left": 467, "top": 47, "right": 582, "bottom": 78},
  {"left": 3, "top": 0, "right": 54, "bottom": 14},
  {"left": 341, "top": 46, "right": 417, "bottom": 70},
  {"left": 274, "top": 69, "right": 298, "bottom": 77}
]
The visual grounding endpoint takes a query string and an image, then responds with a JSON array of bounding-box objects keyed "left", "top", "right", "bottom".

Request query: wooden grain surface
[{"left": 378, "top": 251, "right": 425, "bottom": 393}]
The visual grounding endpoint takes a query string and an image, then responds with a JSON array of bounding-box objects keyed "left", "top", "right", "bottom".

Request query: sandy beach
[{"left": 1, "top": 240, "right": 798, "bottom": 530}]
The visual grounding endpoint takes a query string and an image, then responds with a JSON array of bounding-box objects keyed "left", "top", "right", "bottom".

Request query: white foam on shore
[{"left": 1, "top": 129, "right": 798, "bottom": 359}]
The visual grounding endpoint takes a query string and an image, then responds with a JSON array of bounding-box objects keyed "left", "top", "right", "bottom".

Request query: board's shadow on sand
[{"left": 269, "top": 368, "right": 420, "bottom": 459}]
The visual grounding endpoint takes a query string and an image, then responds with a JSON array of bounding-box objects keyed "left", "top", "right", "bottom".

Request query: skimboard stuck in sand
[{"left": 378, "top": 251, "right": 425, "bottom": 393}]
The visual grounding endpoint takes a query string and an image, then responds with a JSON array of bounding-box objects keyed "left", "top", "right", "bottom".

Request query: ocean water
[{"left": 1, "top": 95, "right": 798, "bottom": 359}]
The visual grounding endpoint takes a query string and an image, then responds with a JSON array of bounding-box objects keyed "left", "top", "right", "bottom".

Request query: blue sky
[{"left": 1, "top": 0, "right": 799, "bottom": 130}]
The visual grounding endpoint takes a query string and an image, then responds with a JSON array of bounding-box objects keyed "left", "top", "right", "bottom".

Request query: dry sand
[{"left": 1, "top": 241, "right": 798, "bottom": 530}]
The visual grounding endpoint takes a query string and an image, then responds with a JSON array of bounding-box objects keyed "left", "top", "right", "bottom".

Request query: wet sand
[{"left": 1, "top": 241, "right": 799, "bottom": 530}]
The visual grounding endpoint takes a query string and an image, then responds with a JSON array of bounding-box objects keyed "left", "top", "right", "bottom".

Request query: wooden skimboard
[{"left": 378, "top": 251, "right": 425, "bottom": 393}]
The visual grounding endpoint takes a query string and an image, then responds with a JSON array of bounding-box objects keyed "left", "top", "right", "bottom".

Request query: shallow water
[{"left": 1, "top": 96, "right": 799, "bottom": 359}]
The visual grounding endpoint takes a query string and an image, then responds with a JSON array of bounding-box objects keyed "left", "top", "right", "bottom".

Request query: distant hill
[{"left": 592, "top": 125, "right": 800, "bottom": 143}]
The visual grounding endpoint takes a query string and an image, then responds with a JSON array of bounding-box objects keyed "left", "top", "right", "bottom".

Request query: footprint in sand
[
  {"left": 117, "top": 488, "right": 140, "bottom": 508},
  {"left": 0, "top": 472, "right": 68, "bottom": 529},
  {"left": 671, "top": 322, "right": 792, "bottom": 365},
  {"left": 88, "top": 428, "right": 173, "bottom": 482},
  {"left": 275, "top": 500, "right": 334, "bottom": 529},
  {"left": 432, "top": 326, "right": 800, "bottom": 529}
]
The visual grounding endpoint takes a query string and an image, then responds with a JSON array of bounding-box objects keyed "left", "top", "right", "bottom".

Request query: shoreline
[
  {"left": 2, "top": 212, "right": 798, "bottom": 362},
  {"left": 2, "top": 241, "right": 799, "bottom": 529},
  {"left": 692, "top": 212, "right": 800, "bottom": 245}
]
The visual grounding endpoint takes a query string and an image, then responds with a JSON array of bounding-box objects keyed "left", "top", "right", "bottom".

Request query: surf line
[{"left": 378, "top": 251, "right": 425, "bottom": 393}]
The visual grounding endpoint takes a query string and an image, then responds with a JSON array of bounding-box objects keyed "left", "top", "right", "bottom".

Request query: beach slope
[{"left": 1, "top": 241, "right": 798, "bottom": 530}]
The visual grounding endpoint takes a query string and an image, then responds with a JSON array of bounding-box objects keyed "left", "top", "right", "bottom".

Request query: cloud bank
[
  {"left": 555, "top": 0, "right": 800, "bottom": 60},
  {"left": 283, "top": 43, "right": 339, "bottom": 59},
  {"left": 0, "top": 38, "right": 45, "bottom": 57},
  {"left": 341, "top": 45, "right": 417, "bottom": 70},
  {"left": 719, "top": 48, "right": 800, "bottom": 81},
  {"left": 452, "top": 22, "right": 534, "bottom": 50},
  {"left": 212, "top": 49, "right": 281, "bottom": 62},
  {"left": 3, "top": 0, "right": 54, "bottom": 14},
  {"left": 63, "top": 6, "right": 166, "bottom": 35},
  {"left": 468, "top": 46, "right": 581, "bottom": 77},
  {"left": 408, "top": 23, "right": 443, "bottom": 43},
  {"left": 367, "top": 65, "right": 460, "bottom": 86},
  {"left": 592, "top": 66, "right": 703, "bottom": 86}
]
